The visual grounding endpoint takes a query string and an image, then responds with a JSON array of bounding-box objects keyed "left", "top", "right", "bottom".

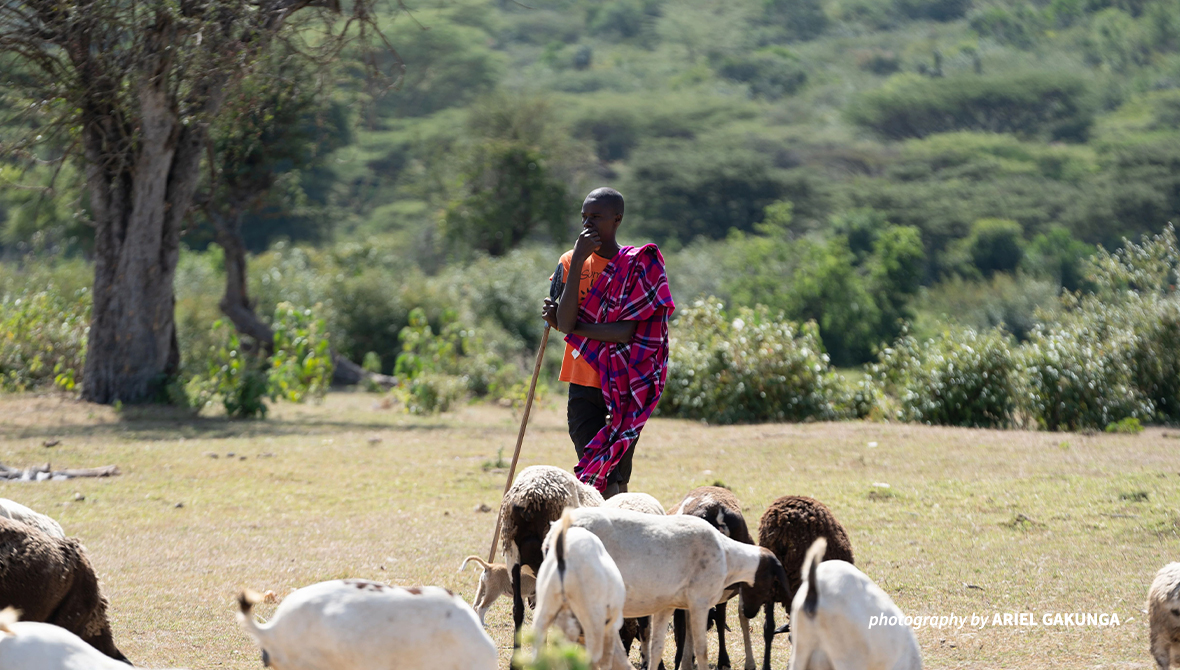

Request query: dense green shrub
[
  {"left": 715, "top": 48, "right": 808, "bottom": 99},
  {"left": 658, "top": 298, "right": 844, "bottom": 423},
  {"left": 871, "top": 326, "right": 1018, "bottom": 427},
  {"left": 764, "top": 0, "right": 829, "bottom": 40},
  {"left": 189, "top": 302, "right": 333, "bottom": 418},
  {"left": 1018, "top": 316, "right": 1151, "bottom": 430},
  {"left": 626, "top": 140, "right": 795, "bottom": 242},
  {"left": 969, "top": 5, "right": 1046, "bottom": 48},
  {"left": 912, "top": 272, "right": 1060, "bottom": 341},
  {"left": 849, "top": 73, "right": 1094, "bottom": 141},
  {"left": 949, "top": 218, "right": 1026, "bottom": 277},
  {"left": 0, "top": 283, "right": 89, "bottom": 392},
  {"left": 1021, "top": 227, "right": 1095, "bottom": 291}
]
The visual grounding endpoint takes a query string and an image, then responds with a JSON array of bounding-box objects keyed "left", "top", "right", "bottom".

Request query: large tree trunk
[{"left": 81, "top": 74, "right": 216, "bottom": 404}]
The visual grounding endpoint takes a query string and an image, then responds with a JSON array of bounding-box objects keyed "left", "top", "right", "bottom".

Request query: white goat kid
[
  {"left": 237, "top": 580, "right": 498, "bottom": 670},
  {"left": 789, "top": 538, "right": 922, "bottom": 670},
  {"left": 564, "top": 506, "right": 790, "bottom": 670},
  {"left": 534, "top": 510, "right": 630, "bottom": 670}
]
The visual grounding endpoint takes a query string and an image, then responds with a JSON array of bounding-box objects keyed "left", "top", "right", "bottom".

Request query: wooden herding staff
[{"left": 486, "top": 263, "right": 566, "bottom": 563}]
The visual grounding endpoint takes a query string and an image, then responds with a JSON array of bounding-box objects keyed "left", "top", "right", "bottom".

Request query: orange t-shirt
[{"left": 555, "top": 250, "right": 610, "bottom": 389}]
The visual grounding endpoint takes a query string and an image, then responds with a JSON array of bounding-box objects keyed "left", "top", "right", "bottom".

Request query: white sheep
[
  {"left": 563, "top": 506, "right": 790, "bottom": 670},
  {"left": 788, "top": 538, "right": 922, "bottom": 670},
  {"left": 0, "top": 607, "right": 187, "bottom": 670},
  {"left": 496, "top": 465, "right": 603, "bottom": 645},
  {"left": 534, "top": 510, "right": 630, "bottom": 670},
  {"left": 237, "top": 580, "right": 497, "bottom": 670},
  {"left": 0, "top": 498, "right": 65, "bottom": 539},
  {"left": 1149, "top": 562, "right": 1180, "bottom": 669},
  {"left": 602, "top": 491, "right": 666, "bottom": 667},
  {"left": 458, "top": 555, "right": 535, "bottom": 626},
  {"left": 603, "top": 492, "right": 665, "bottom": 516}
]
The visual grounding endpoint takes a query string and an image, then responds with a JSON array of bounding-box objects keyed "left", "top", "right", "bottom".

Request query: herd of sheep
[{"left": 0, "top": 466, "right": 1178, "bottom": 669}]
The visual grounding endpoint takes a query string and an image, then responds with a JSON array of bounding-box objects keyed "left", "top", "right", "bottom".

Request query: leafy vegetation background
[{"left": 4, "top": 0, "right": 1180, "bottom": 426}]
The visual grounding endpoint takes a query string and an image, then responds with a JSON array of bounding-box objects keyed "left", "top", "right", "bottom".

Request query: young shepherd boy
[{"left": 541, "top": 187, "right": 674, "bottom": 498}]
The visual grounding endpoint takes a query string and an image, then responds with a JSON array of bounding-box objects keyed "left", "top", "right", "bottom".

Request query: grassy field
[{"left": 0, "top": 391, "right": 1176, "bottom": 669}]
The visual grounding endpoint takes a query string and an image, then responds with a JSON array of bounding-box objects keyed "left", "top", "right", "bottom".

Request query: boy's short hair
[{"left": 585, "top": 187, "right": 624, "bottom": 217}]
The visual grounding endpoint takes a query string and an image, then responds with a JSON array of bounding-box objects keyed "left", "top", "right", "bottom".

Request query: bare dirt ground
[{"left": 0, "top": 392, "right": 1176, "bottom": 669}]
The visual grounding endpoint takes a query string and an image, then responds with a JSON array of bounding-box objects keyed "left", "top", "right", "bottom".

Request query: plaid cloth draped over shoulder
[{"left": 565, "top": 243, "right": 675, "bottom": 492}]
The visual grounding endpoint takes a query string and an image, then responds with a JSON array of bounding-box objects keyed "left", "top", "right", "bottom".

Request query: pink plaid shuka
[{"left": 566, "top": 244, "right": 675, "bottom": 492}]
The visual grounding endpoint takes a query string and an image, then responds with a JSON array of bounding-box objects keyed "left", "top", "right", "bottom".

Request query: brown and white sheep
[
  {"left": 1149, "top": 562, "right": 1180, "bottom": 669},
  {"left": 754, "top": 495, "right": 854, "bottom": 670},
  {"left": 670, "top": 486, "right": 756, "bottom": 670},
  {"left": 0, "top": 517, "right": 127, "bottom": 664},
  {"left": 497, "top": 465, "right": 604, "bottom": 649}
]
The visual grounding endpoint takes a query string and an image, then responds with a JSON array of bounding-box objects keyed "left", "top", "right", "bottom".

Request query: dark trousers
[{"left": 567, "top": 383, "right": 634, "bottom": 486}]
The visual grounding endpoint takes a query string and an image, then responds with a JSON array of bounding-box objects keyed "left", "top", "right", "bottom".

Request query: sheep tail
[
  {"left": 0, "top": 607, "right": 19, "bottom": 636},
  {"left": 236, "top": 589, "right": 266, "bottom": 640},
  {"left": 459, "top": 555, "right": 491, "bottom": 573},
  {"left": 556, "top": 508, "right": 573, "bottom": 584},
  {"left": 802, "top": 537, "right": 827, "bottom": 618}
]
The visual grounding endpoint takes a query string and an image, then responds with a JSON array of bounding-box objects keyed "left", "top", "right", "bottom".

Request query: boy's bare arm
[{"left": 541, "top": 298, "right": 638, "bottom": 344}]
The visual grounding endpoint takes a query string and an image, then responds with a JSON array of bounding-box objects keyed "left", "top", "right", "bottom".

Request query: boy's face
[{"left": 581, "top": 198, "right": 621, "bottom": 243}]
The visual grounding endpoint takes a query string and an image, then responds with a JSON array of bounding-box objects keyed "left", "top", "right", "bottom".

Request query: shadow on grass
[{"left": 0, "top": 403, "right": 455, "bottom": 442}]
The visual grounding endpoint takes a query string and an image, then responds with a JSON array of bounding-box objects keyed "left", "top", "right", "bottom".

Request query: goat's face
[{"left": 740, "top": 549, "right": 789, "bottom": 620}]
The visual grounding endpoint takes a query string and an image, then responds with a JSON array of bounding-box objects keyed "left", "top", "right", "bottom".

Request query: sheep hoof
[{"left": 773, "top": 622, "right": 791, "bottom": 635}]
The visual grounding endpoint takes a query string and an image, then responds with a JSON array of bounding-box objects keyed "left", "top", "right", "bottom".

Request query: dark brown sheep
[
  {"left": 754, "top": 495, "right": 854, "bottom": 670},
  {"left": 0, "top": 517, "right": 128, "bottom": 663},
  {"left": 670, "top": 486, "right": 756, "bottom": 670}
]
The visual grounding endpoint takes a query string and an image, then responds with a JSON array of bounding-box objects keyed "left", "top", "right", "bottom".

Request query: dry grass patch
[{"left": 0, "top": 392, "right": 1176, "bottom": 669}]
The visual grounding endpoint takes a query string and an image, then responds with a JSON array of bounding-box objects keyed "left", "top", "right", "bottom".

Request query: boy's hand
[
  {"left": 572, "top": 226, "right": 601, "bottom": 260},
  {"left": 541, "top": 297, "right": 560, "bottom": 330}
]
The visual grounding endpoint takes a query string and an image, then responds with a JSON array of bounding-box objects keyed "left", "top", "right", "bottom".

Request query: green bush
[
  {"left": 871, "top": 326, "right": 1018, "bottom": 427},
  {"left": 1018, "top": 316, "right": 1151, "bottom": 431},
  {"left": 658, "top": 298, "right": 844, "bottom": 423},
  {"left": 189, "top": 302, "right": 333, "bottom": 418},
  {"left": 950, "top": 218, "right": 1026, "bottom": 278},
  {"left": 969, "top": 5, "right": 1047, "bottom": 48},
  {"left": 764, "top": 0, "right": 829, "bottom": 40},
  {"left": 0, "top": 282, "right": 89, "bottom": 393},
  {"left": 849, "top": 72, "right": 1094, "bottom": 141},
  {"left": 715, "top": 48, "right": 808, "bottom": 99},
  {"left": 626, "top": 140, "right": 797, "bottom": 243}
]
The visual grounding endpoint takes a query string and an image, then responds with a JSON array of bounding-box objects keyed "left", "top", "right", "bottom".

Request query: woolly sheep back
[
  {"left": 757, "top": 495, "right": 854, "bottom": 602},
  {"left": 0, "top": 517, "right": 127, "bottom": 662},
  {"left": 498, "top": 466, "right": 603, "bottom": 570}
]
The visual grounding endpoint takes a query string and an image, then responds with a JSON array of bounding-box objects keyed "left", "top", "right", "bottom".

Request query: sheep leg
[
  {"left": 688, "top": 605, "right": 711, "bottom": 670},
  {"left": 637, "top": 616, "right": 652, "bottom": 670},
  {"left": 672, "top": 610, "right": 686, "bottom": 670},
  {"left": 647, "top": 609, "right": 674, "bottom": 670},
  {"left": 737, "top": 598, "right": 755, "bottom": 670},
  {"left": 715, "top": 601, "right": 730, "bottom": 670},
  {"left": 532, "top": 591, "right": 556, "bottom": 664},
  {"left": 761, "top": 602, "right": 775, "bottom": 670},
  {"left": 512, "top": 563, "right": 525, "bottom": 653}
]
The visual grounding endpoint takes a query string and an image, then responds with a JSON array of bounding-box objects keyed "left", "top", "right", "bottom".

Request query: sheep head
[{"left": 740, "top": 548, "right": 790, "bottom": 620}]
